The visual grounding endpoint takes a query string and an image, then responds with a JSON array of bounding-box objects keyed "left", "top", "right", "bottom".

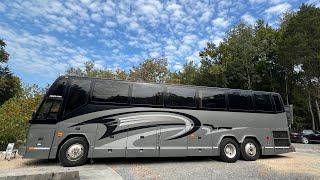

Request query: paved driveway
[{"left": 1, "top": 143, "right": 319, "bottom": 180}]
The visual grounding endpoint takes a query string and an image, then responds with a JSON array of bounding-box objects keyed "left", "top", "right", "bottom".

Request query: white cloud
[
  {"left": 199, "top": 11, "right": 212, "bottom": 23},
  {"left": 212, "top": 17, "right": 230, "bottom": 28},
  {"left": 0, "top": 2, "right": 7, "bottom": 12},
  {"left": 1, "top": 0, "right": 299, "bottom": 84},
  {"left": 198, "top": 39, "right": 208, "bottom": 49},
  {"left": 241, "top": 13, "right": 256, "bottom": 25},
  {"left": 249, "top": 0, "right": 285, "bottom": 4},
  {"left": 105, "top": 20, "right": 117, "bottom": 28},
  {"left": 172, "top": 63, "right": 182, "bottom": 71},
  {"left": 183, "top": 35, "right": 198, "bottom": 44},
  {"left": 128, "top": 21, "right": 140, "bottom": 30},
  {"left": 91, "top": 13, "right": 102, "bottom": 22},
  {"left": 149, "top": 51, "right": 160, "bottom": 58},
  {"left": 0, "top": 24, "right": 91, "bottom": 79},
  {"left": 308, "top": 0, "right": 320, "bottom": 7},
  {"left": 213, "top": 37, "right": 223, "bottom": 46},
  {"left": 265, "top": 2, "right": 292, "bottom": 15}
]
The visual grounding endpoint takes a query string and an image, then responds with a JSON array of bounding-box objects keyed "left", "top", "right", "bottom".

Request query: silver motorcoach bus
[{"left": 19, "top": 76, "right": 294, "bottom": 166}]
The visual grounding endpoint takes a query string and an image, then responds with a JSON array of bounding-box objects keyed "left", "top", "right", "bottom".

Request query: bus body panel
[
  {"left": 24, "top": 124, "right": 56, "bottom": 159},
  {"left": 22, "top": 76, "right": 294, "bottom": 160},
  {"left": 42, "top": 107, "right": 290, "bottom": 159}
]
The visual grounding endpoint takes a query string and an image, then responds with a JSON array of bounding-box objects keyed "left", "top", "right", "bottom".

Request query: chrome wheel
[
  {"left": 224, "top": 143, "right": 237, "bottom": 159},
  {"left": 302, "top": 137, "right": 309, "bottom": 144},
  {"left": 244, "top": 142, "right": 257, "bottom": 157},
  {"left": 66, "top": 143, "right": 84, "bottom": 161}
]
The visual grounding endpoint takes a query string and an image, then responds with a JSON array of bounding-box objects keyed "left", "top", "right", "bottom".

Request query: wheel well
[
  {"left": 56, "top": 134, "right": 89, "bottom": 159},
  {"left": 220, "top": 136, "right": 240, "bottom": 145},
  {"left": 243, "top": 136, "right": 262, "bottom": 150}
]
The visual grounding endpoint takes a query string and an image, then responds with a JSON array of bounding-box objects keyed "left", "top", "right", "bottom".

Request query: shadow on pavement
[{"left": 91, "top": 156, "right": 225, "bottom": 165}]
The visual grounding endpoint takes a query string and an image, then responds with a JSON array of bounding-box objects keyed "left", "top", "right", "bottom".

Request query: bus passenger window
[
  {"left": 92, "top": 81, "right": 129, "bottom": 104},
  {"left": 200, "top": 90, "right": 226, "bottom": 109},
  {"left": 228, "top": 92, "right": 253, "bottom": 111},
  {"left": 253, "top": 94, "right": 273, "bottom": 112},
  {"left": 166, "top": 87, "right": 196, "bottom": 108},
  {"left": 132, "top": 83, "right": 164, "bottom": 106},
  {"left": 65, "top": 79, "right": 91, "bottom": 114},
  {"left": 273, "top": 95, "right": 284, "bottom": 112}
]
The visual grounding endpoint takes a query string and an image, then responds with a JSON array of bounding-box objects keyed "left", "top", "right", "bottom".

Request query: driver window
[{"left": 36, "top": 99, "right": 62, "bottom": 120}]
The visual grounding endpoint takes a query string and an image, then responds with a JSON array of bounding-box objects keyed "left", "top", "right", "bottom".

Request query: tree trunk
[
  {"left": 315, "top": 99, "right": 320, "bottom": 130},
  {"left": 308, "top": 91, "right": 316, "bottom": 131},
  {"left": 246, "top": 67, "right": 251, "bottom": 89},
  {"left": 285, "top": 74, "right": 289, "bottom": 105}
]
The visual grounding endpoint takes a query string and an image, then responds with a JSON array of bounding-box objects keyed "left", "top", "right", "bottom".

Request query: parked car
[{"left": 290, "top": 130, "right": 320, "bottom": 144}]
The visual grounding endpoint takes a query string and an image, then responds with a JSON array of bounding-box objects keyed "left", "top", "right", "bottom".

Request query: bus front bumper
[
  {"left": 18, "top": 146, "right": 51, "bottom": 159},
  {"left": 18, "top": 146, "right": 26, "bottom": 157}
]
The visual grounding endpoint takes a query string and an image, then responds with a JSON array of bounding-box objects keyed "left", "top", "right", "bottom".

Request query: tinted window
[
  {"left": 200, "top": 89, "right": 226, "bottom": 109},
  {"left": 36, "top": 99, "right": 62, "bottom": 120},
  {"left": 132, "top": 83, "right": 163, "bottom": 106},
  {"left": 65, "top": 79, "right": 91, "bottom": 114},
  {"left": 167, "top": 87, "right": 196, "bottom": 108},
  {"left": 92, "top": 81, "right": 129, "bottom": 104},
  {"left": 48, "top": 78, "right": 66, "bottom": 96},
  {"left": 273, "top": 95, "right": 284, "bottom": 112},
  {"left": 228, "top": 92, "right": 253, "bottom": 110},
  {"left": 254, "top": 93, "right": 273, "bottom": 112},
  {"left": 302, "top": 130, "right": 314, "bottom": 134}
]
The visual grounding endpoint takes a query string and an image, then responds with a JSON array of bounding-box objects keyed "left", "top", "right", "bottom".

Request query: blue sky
[{"left": 0, "top": 0, "right": 318, "bottom": 87}]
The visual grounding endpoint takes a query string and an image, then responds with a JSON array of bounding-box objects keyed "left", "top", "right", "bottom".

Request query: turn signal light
[
  {"left": 57, "top": 131, "right": 64, "bottom": 137},
  {"left": 27, "top": 147, "right": 36, "bottom": 152}
]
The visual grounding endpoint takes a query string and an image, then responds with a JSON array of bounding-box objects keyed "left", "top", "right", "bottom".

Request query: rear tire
[
  {"left": 241, "top": 138, "right": 260, "bottom": 161},
  {"left": 219, "top": 138, "right": 240, "bottom": 163},
  {"left": 58, "top": 137, "right": 89, "bottom": 167}
]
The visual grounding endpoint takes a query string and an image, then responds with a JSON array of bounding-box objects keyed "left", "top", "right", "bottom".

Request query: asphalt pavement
[{"left": 0, "top": 143, "right": 319, "bottom": 180}]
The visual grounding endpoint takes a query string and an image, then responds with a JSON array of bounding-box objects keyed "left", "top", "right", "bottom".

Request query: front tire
[
  {"left": 302, "top": 137, "right": 309, "bottom": 144},
  {"left": 58, "top": 137, "right": 89, "bottom": 167},
  {"left": 241, "top": 138, "right": 260, "bottom": 161},
  {"left": 219, "top": 138, "right": 240, "bottom": 163}
]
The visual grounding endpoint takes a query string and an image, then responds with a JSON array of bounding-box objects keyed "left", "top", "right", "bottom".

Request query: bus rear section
[{"left": 20, "top": 76, "right": 294, "bottom": 167}]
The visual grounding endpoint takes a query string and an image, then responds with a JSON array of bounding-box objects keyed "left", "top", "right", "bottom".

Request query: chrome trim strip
[
  {"left": 160, "top": 147, "right": 187, "bottom": 150},
  {"left": 275, "top": 147, "right": 290, "bottom": 149},
  {"left": 31, "top": 147, "right": 50, "bottom": 150},
  {"left": 188, "top": 147, "right": 212, "bottom": 149},
  {"left": 94, "top": 147, "right": 124, "bottom": 150},
  {"left": 264, "top": 146, "right": 291, "bottom": 149}
]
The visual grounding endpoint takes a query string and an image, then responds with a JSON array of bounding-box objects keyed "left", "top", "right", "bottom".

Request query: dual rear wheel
[{"left": 219, "top": 138, "right": 260, "bottom": 163}]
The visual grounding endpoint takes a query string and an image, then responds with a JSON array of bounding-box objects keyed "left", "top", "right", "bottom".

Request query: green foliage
[
  {"left": 0, "top": 85, "right": 43, "bottom": 150},
  {"left": 0, "top": 39, "right": 22, "bottom": 105},
  {"left": 128, "top": 58, "right": 168, "bottom": 83},
  {"left": 66, "top": 61, "right": 115, "bottom": 79}
]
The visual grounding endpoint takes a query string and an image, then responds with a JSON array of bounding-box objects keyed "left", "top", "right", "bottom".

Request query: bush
[{"left": 0, "top": 85, "right": 43, "bottom": 150}]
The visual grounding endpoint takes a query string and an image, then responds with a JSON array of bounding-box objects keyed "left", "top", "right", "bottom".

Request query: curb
[{"left": 0, "top": 171, "right": 79, "bottom": 180}]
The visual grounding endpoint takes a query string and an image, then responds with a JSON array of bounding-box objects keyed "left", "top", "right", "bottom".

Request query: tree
[
  {"left": 278, "top": 4, "right": 320, "bottom": 130},
  {"left": 199, "top": 42, "right": 227, "bottom": 87},
  {"left": 0, "top": 85, "right": 43, "bottom": 150},
  {"left": 0, "top": 39, "right": 21, "bottom": 105},
  {"left": 66, "top": 61, "right": 115, "bottom": 79},
  {"left": 178, "top": 61, "right": 198, "bottom": 85},
  {"left": 128, "top": 58, "right": 169, "bottom": 83}
]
